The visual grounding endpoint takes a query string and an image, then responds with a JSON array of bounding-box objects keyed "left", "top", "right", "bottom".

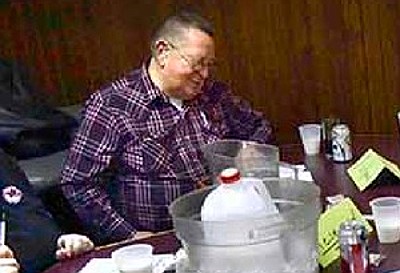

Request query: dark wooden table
[
  {"left": 43, "top": 134, "right": 400, "bottom": 273},
  {"left": 281, "top": 134, "right": 400, "bottom": 273}
]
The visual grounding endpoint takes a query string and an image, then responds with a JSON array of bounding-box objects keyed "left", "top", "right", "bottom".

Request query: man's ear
[{"left": 154, "top": 40, "right": 170, "bottom": 61}]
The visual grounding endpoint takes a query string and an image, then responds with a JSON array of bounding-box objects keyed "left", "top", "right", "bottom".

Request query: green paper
[
  {"left": 347, "top": 149, "right": 400, "bottom": 191},
  {"left": 318, "top": 197, "right": 373, "bottom": 268}
]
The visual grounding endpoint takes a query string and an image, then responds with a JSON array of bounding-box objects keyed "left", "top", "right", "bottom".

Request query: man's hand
[
  {"left": 235, "top": 144, "right": 264, "bottom": 171},
  {"left": 0, "top": 245, "right": 19, "bottom": 273},
  {"left": 234, "top": 143, "right": 278, "bottom": 177},
  {"left": 56, "top": 234, "right": 94, "bottom": 260}
]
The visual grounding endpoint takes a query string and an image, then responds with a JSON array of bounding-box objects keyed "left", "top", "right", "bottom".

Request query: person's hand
[
  {"left": 234, "top": 144, "right": 264, "bottom": 171},
  {"left": 0, "top": 245, "right": 14, "bottom": 259},
  {"left": 0, "top": 245, "right": 19, "bottom": 273},
  {"left": 56, "top": 234, "right": 94, "bottom": 260},
  {"left": 234, "top": 143, "right": 279, "bottom": 177}
]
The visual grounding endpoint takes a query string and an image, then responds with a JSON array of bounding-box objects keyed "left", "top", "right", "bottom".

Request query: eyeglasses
[{"left": 167, "top": 41, "right": 217, "bottom": 73}]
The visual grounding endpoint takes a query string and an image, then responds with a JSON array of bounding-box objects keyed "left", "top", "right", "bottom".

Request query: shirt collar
[
  {"left": 139, "top": 59, "right": 215, "bottom": 107},
  {"left": 140, "top": 59, "right": 170, "bottom": 104}
]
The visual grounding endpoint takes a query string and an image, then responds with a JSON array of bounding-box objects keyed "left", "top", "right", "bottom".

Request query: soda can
[
  {"left": 339, "top": 220, "right": 369, "bottom": 273},
  {"left": 321, "top": 117, "right": 341, "bottom": 158},
  {"left": 332, "top": 123, "right": 352, "bottom": 162}
]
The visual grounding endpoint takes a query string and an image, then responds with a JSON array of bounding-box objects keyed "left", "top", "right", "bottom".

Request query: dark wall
[{"left": 1, "top": 0, "right": 400, "bottom": 144}]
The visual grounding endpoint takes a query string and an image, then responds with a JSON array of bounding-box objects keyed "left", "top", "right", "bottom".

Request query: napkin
[
  {"left": 279, "top": 164, "right": 313, "bottom": 182},
  {"left": 78, "top": 258, "right": 118, "bottom": 273},
  {"left": 78, "top": 254, "right": 176, "bottom": 273}
]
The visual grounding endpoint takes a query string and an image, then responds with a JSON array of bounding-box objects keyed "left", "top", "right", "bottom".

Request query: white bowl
[{"left": 111, "top": 244, "right": 153, "bottom": 273}]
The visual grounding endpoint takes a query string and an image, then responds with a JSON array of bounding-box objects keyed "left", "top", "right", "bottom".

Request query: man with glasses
[{"left": 60, "top": 10, "right": 275, "bottom": 244}]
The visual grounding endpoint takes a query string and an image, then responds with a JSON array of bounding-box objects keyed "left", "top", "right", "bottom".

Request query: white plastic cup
[
  {"left": 370, "top": 197, "right": 400, "bottom": 244},
  {"left": 112, "top": 244, "right": 153, "bottom": 273},
  {"left": 298, "top": 124, "right": 322, "bottom": 155}
]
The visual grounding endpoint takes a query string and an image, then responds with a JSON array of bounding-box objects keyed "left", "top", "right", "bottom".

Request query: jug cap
[{"left": 219, "top": 168, "right": 241, "bottom": 184}]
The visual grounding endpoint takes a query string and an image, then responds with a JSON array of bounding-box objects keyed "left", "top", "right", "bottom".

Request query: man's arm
[
  {"left": 219, "top": 85, "right": 275, "bottom": 144},
  {"left": 61, "top": 93, "right": 135, "bottom": 244}
]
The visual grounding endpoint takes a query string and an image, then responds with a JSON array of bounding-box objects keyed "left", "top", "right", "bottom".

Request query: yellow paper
[
  {"left": 347, "top": 149, "right": 400, "bottom": 191},
  {"left": 318, "top": 197, "right": 373, "bottom": 268}
]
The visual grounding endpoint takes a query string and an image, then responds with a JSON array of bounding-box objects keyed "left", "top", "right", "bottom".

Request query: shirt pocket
[{"left": 125, "top": 136, "right": 175, "bottom": 176}]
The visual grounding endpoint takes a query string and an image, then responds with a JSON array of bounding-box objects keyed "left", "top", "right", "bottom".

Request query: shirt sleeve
[
  {"left": 219, "top": 85, "right": 276, "bottom": 144},
  {"left": 60, "top": 93, "right": 134, "bottom": 244}
]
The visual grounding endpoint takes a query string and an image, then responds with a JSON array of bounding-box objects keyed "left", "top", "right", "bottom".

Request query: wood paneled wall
[{"left": 1, "top": 0, "right": 400, "bottom": 144}]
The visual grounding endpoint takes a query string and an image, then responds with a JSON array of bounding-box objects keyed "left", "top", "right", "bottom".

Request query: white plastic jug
[{"left": 201, "top": 168, "right": 278, "bottom": 222}]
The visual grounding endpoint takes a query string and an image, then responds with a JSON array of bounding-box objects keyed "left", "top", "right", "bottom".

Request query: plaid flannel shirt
[{"left": 61, "top": 62, "right": 274, "bottom": 243}]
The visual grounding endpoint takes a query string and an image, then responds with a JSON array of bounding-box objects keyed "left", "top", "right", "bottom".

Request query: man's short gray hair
[{"left": 151, "top": 10, "right": 214, "bottom": 54}]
